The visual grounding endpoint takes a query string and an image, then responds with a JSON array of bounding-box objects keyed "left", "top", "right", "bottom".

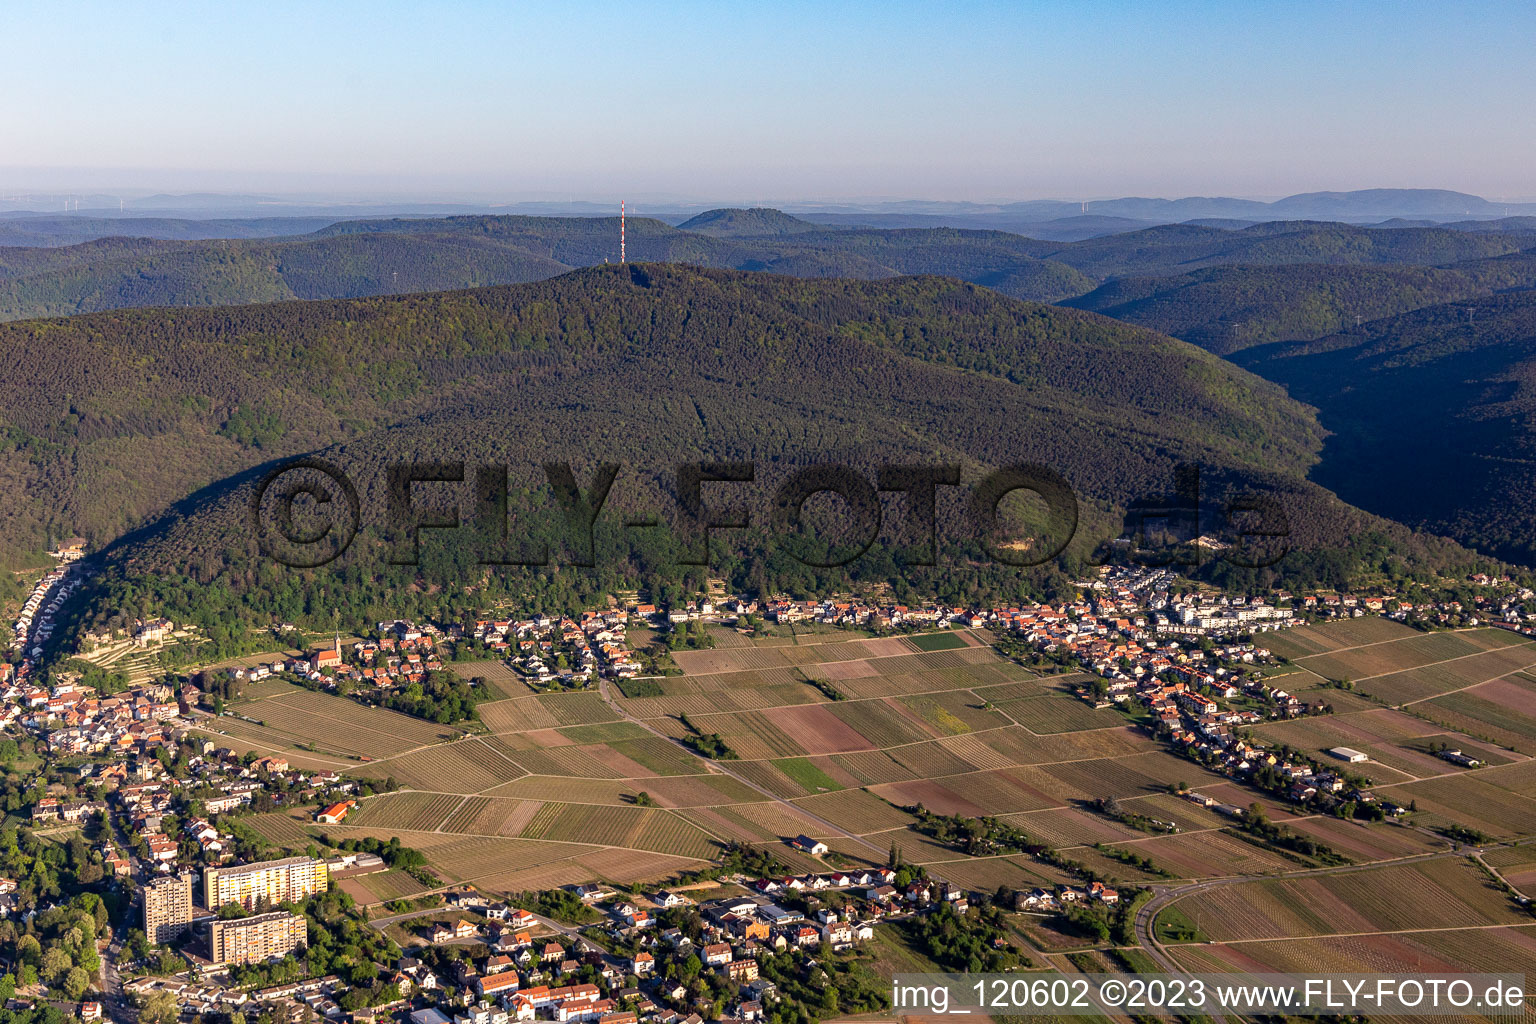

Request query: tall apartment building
[
  {"left": 208, "top": 911, "right": 308, "bottom": 966},
  {"left": 203, "top": 856, "right": 328, "bottom": 912},
  {"left": 142, "top": 872, "right": 195, "bottom": 944}
]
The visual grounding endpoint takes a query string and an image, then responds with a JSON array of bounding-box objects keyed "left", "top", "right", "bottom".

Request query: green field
[{"left": 908, "top": 632, "right": 968, "bottom": 652}]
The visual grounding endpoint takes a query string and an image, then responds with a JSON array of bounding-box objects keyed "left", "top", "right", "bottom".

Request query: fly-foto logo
[{"left": 250, "top": 460, "right": 1290, "bottom": 571}]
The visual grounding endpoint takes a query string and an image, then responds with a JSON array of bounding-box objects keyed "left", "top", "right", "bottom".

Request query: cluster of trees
[
  {"left": 510, "top": 889, "right": 601, "bottom": 926},
  {"left": 908, "top": 806, "right": 1044, "bottom": 858},
  {"left": 1090, "top": 796, "right": 1176, "bottom": 834},
  {"left": 1090, "top": 842, "right": 1174, "bottom": 878},
  {"left": 52, "top": 659, "right": 130, "bottom": 695},
  {"left": 0, "top": 892, "right": 109, "bottom": 1000},
  {"left": 1240, "top": 288, "right": 1536, "bottom": 566},
  {"left": 804, "top": 678, "right": 844, "bottom": 701},
  {"left": 1238, "top": 804, "right": 1350, "bottom": 866},
  {"left": 897, "top": 901, "right": 1028, "bottom": 972},
  {"left": 664, "top": 619, "right": 714, "bottom": 651},
  {"left": 1067, "top": 255, "right": 1536, "bottom": 356},
  {"left": 376, "top": 670, "right": 484, "bottom": 724},
  {"left": 0, "top": 824, "right": 120, "bottom": 918},
  {"left": 327, "top": 836, "right": 438, "bottom": 887},
  {"left": 676, "top": 714, "right": 736, "bottom": 760},
  {"left": 293, "top": 887, "right": 404, "bottom": 1009}
]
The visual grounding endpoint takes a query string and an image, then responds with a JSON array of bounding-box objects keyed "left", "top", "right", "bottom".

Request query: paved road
[{"left": 98, "top": 937, "right": 132, "bottom": 1024}]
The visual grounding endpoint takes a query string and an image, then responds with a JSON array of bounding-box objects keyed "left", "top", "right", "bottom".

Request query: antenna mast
[{"left": 620, "top": 200, "right": 626, "bottom": 263}]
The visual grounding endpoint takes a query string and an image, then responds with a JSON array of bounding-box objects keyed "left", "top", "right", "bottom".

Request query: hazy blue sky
[{"left": 4, "top": 0, "right": 1535, "bottom": 201}]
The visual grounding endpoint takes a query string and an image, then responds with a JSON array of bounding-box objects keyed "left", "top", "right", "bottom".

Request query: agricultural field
[
  {"left": 790, "top": 789, "right": 918, "bottom": 834},
  {"left": 213, "top": 683, "right": 460, "bottom": 759},
  {"left": 352, "top": 738, "right": 526, "bottom": 792},
  {"left": 229, "top": 619, "right": 1528, "bottom": 909},
  {"left": 447, "top": 659, "right": 532, "bottom": 699},
  {"left": 518, "top": 802, "right": 721, "bottom": 859},
  {"left": 1162, "top": 859, "right": 1529, "bottom": 941},
  {"left": 533, "top": 691, "right": 621, "bottom": 726},
  {"left": 997, "top": 691, "right": 1130, "bottom": 734},
  {"left": 1253, "top": 708, "right": 1471, "bottom": 780},
  {"left": 344, "top": 791, "right": 463, "bottom": 831},
  {"left": 352, "top": 868, "right": 430, "bottom": 903},
  {"left": 1483, "top": 844, "right": 1536, "bottom": 891},
  {"left": 907, "top": 631, "right": 970, "bottom": 652},
  {"left": 1167, "top": 924, "right": 1536, "bottom": 980},
  {"left": 1377, "top": 773, "right": 1536, "bottom": 837},
  {"left": 1102, "top": 830, "right": 1298, "bottom": 878},
  {"left": 439, "top": 796, "right": 544, "bottom": 836},
  {"left": 1354, "top": 645, "right": 1536, "bottom": 704},
  {"left": 242, "top": 811, "right": 320, "bottom": 850},
  {"left": 476, "top": 694, "right": 564, "bottom": 733},
  {"left": 1262, "top": 617, "right": 1420, "bottom": 659},
  {"left": 1274, "top": 621, "right": 1536, "bottom": 711},
  {"left": 1296, "top": 630, "right": 1483, "bottom": 683},
  {"left": 1420, "top": 681, "right": 1536, "bottom": 754}
]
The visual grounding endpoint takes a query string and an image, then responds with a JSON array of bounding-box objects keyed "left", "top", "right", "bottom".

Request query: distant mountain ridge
[
  {"left": 5, "top": 187, "right": 1534, "bottom": 237},
  {"left": 2, "top": 211, "right": 1534, "bottom": 323}
]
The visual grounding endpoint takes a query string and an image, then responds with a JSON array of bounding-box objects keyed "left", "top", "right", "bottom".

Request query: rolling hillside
[
  {"left": 1066, "top": 253, "right": 1536, "bottom": 355},
  {"left": 675, "top": 207, "right": 829, "bottom": 236},
  {"left": 1, "top": 265, "right": 1414, "bottom": 580},
  {"left": 1237, "top": 290, "right": 1536, "bottom": 563}
]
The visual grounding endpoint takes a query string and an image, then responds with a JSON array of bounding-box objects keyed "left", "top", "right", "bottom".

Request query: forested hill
[
  {"left": 2, "top": 211, "right": 1534, "bottom": 323},
  {"left": 1065, "top": 252, "right": 1536, "bottom": 355},
  {"left": 2, "top": 265, "right": 1443, "bottom": 592},
  {"left": 1235, "top": 290, "right": 1536, "bottom": 565},
  {"left": 675, "top": 208, "right": 828, "bottom": 235}
]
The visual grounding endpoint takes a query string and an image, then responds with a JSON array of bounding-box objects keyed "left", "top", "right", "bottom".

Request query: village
[{"left": 3, "top": 542, "right": 1536, "bottom": 1024}]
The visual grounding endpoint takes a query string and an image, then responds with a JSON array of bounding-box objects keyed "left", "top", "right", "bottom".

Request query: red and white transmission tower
[{"left": 620, "top": 200, "right": 626, "bottom": 263}]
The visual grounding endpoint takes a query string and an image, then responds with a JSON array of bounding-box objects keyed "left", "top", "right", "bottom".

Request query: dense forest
[
  {"left": 1066, "top": 253, "right": 1536, "bottom": 355},
  {"left": 0, "top": 264, "right": 1339, "bottom": 562},
  {"left": 1236, "top": 289, "right": 1536, "bottom": 564},
  {"left": 0, "top": 264, "right": 1482, "bottom": 652},
  {"left": 2, "top": 209, "right": 1531, "bottom": 643}
]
